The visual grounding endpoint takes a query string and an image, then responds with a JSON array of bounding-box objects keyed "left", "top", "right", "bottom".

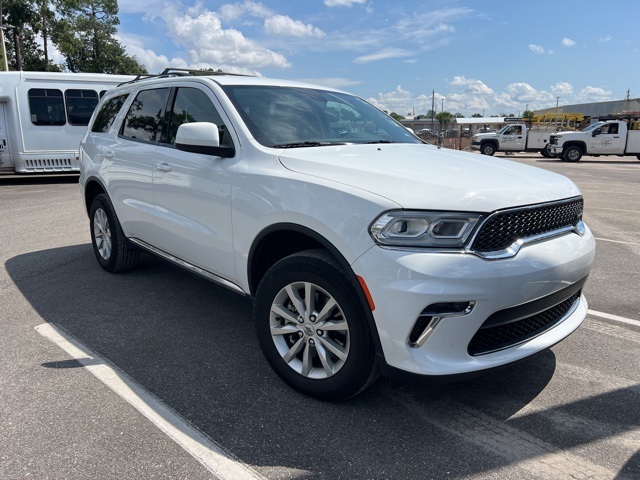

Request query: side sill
[{"left": 128, "top": 237, "right": 247, "bottom": 296}]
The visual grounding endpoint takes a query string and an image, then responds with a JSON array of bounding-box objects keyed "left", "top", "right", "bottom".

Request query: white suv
[{"left": 79, "top": 69, "right": 595, "bottom": 400}]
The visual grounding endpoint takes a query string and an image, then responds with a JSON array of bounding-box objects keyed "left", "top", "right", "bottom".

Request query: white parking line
[
  {"left": 35, "top": 323, "right": 266, "bottom": 480},
  {"left": 588, "top": 310, "right": 640, "bottom": 328},
  {"left": 594, "top": 237, "right": 640, "bottom": 246}
]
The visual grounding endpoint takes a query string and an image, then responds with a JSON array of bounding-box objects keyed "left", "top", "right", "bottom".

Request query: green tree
[
  {"left": 52, "top": 0, "right": 146, "bottom": 74},
  {"left": 389, "top": 112, "right": 404, "bottom": 121},
  {"left": 471, "top": 113, "right": 483, "bottom": 118},
  {"left": 436, "top": 111, "right": 454, "bottom": 126}
]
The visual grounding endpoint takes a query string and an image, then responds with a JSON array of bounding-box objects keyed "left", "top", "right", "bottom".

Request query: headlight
[{"left": 370, "top": 211, "right": 482, "bottom": 248}]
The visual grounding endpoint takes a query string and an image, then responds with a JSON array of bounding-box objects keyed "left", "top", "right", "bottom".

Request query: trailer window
[
  {"left": 65, "top": 89, "right": 99, "bottom": 125},
  {"left": 28, "top": 89, "right": 66, "bottom": 126},
  {"left": 91, "top": 94, "right": 129, "bottom": 133}
]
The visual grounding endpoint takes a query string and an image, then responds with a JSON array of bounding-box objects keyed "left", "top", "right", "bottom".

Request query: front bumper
[
  {"left": 352, "top": 225, "right": 595, "bottom": 377},
  {"left": 548, "top": 145, "right": 563, "bottom": 155}
]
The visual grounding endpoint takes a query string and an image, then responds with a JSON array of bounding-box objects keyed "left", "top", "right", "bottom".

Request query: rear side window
[
  {"left": 166, "top": 87, "right": 232, "bottom": 146},
  {"left": 121, "top": 88, "right": 170, "bottom": 143},
  {"left": 28, "top": 89, "right": 66, "bottom": 126},
  {"left": 91, "top": 94, "right": 129, "bottom": 133},
  {"left": 65, "top": 89, "right": 99, "bottom": 125}
]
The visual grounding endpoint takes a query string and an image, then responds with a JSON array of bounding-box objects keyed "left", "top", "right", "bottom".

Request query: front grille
[
  {"left": 469, "top": 197, "right": 583, "bottom": 254},
  {"left": 468, "top": 291, "right": 580, "bottom": 356}
]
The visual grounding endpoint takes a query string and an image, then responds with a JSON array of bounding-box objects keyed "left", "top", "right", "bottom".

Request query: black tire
[
  {"left": 481, "top": 143, "right": 496, "bottom": 156},
  {"left": 89, "top": 193, "right": 140, "bottom": 272},
  {"left": 637, "top": 154, "right": 640, "bottom": 161},
  {"left": 540, "top": 148, "right": 550, "bottom": 158},
  {"left": 254, "top": 249, "right": 379, "bottom": 401},
  {"left": 563, "top": 145, "right": 583, "bottom": 162}
]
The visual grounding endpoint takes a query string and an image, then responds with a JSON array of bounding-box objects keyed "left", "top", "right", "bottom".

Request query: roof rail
[{"left": 117, "top": 68, "right": 256, "bottom": 86}]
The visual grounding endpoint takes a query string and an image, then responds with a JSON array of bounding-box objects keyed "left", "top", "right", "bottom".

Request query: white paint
[
  {"left": 588, "top": 310, "right": 640, "bottom": 328},
  {"left": 35, "top": 323, "right": 266, "bottom": 480}
]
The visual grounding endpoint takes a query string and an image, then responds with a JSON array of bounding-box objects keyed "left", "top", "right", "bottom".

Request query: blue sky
[{"left": 109, "top": 0, "right": 639, "bottom": 117}]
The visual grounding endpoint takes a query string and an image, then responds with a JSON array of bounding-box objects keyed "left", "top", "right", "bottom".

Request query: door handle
[{"left": 155, "top": 162, "right": 172, "bottom": 172}]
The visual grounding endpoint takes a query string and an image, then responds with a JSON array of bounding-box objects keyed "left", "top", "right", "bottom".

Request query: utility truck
[
  {"left": 472, "top": 114, "right": 583, "bottom": 157},
  {"left": 0, "top": 71, "right": 133, "bottom": 174},
  {"left": 548, "top": 117, "right": 640, "bottom": 162}
]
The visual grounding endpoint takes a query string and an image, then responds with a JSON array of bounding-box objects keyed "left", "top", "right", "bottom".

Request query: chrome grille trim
[{"left": 466, "top": 197, "right": 584, "bottom": 260}]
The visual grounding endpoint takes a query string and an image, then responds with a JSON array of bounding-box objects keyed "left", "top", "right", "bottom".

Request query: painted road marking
[
  {"left": 588, "top": 310, "right": 640, "bottom": 328},
  {"left": 35, "top": 323, "right": 266, "bottom": 480}
]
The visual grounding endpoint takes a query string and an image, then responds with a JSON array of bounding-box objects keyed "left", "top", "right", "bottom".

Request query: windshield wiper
[
  {"left": 271, "top": 141, "right": 343, "bottom": 148},
  {"left": 362, "top": 140, "right": 393, "bottom": 144}
]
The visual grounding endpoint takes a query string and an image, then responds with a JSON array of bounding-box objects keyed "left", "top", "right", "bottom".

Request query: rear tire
[
  {"left": 254, "top": 250, "right": 379, "bottom": 401},
  {"left": 89, "top": 194, "right": 140, "bottom": 272}
]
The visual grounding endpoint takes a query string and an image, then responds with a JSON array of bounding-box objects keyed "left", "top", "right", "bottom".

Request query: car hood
[{"left": 278, "top": 143, "right": 581, "bottom": 212}]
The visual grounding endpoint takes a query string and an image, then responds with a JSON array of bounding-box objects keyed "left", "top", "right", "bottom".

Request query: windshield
[
  {"left": 495, "top": 125, "right": 510, "bottom": 134},
  {"left": 222, "top": 85, "right": 421, "bottom": 148},
  {"left": 581, "top": 122, "right": 605, "bottom": 132}
]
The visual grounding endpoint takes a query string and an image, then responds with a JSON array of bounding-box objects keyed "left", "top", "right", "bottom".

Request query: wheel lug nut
[
  {"left": 297, "top": 316, "right": 304, "bottom": 324},
  {"left": 309, "top": 339, "right": 315, "bottom": 345},
  {"left": 310, "top": 315, "right": 317, "bottom": 323},
  {"left": 317, "top": 330, "right": 323, "bottom": 336}
]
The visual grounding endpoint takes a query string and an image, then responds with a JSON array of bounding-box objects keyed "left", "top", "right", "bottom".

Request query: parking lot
[{"left": 1, "top": 152, "right": 639, "bottom": 479}]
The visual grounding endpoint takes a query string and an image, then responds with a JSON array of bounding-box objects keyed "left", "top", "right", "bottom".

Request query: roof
[{"left": 455, "top": 117, "right": 507, "bottom": 125}]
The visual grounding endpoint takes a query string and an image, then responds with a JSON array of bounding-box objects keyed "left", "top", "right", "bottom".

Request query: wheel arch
[
  {"left": 83, "top": 176, "right": 108, "bottom": 217},
  {"left": 562, "top": 141, "right": 586, "bottom": 154},
  {"left": 248, "top": 223, "right": 385, "bottom": 357}
]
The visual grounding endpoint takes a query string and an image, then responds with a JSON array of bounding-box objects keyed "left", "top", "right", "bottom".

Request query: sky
[{"left": 103, "top": 0, "right": 639, "bottom": 117}]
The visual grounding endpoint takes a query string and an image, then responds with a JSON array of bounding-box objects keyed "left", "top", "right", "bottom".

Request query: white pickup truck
[
  {"left": 548, "top": 119, "right": 640, "bottom": 162},
  {"left": 472, "top": 123, "right": 555, "bottom": 157}
]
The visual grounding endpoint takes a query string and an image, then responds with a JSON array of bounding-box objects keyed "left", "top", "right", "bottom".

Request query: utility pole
[{"left": 431, "top": 90, "right": 435, "bottom": 132}]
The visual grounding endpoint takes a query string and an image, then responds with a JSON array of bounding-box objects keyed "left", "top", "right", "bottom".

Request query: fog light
[{"left": 408, "top": 301, "right": 475, "bottom": 348}]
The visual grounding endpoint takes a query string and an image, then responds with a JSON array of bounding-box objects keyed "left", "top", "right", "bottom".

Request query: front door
[
  {"left": 151, "top": 85, "right": 236, "bottom": 281},
  {"left": 588, "top": 123, "right": 624, "bottom": 154}
]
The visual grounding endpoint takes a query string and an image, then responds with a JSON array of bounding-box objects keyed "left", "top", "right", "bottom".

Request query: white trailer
[{"left": 0, "top": 71, "right": 133, "bottom": 174}]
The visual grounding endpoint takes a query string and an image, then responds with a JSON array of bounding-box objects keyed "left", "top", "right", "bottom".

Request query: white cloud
[
  {"left": 324, "top": 0, "right": 366, "bottom": 7},
  {"left": 264, "top": 15, "right": 325, "bottom": 37},
  {"left": 562, "top": 37, "right": 576, "bottom": 47},
  {"left": 353, "top": 48, "right": 412, "bottom": 64},
  {"left": 160, "top": 6, "right": 290, "bottom": 69},
  {"left": 550, "top": 82, "right": 573, "bottom": 97},
  {"left": 297, "top": 77, "right": 363, "bottom": 89},
  {"left": 575, "top": 86, "right": 612, "bottom": 103},
  {"left": 528, "top": 44, "right": 545, "bottom": 54},
  {"left": 599, "top": 35, "right": 612, "bottom": 43},
  {"left": 450, "top": 76, "right": 494, "bottom": 95},
  {"left": 218, "top": 0, "right": 274, "bottom": 21}
]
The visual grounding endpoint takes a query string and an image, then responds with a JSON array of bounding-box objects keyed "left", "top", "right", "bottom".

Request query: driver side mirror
[
  {"left": 175, "top": 122, "right": 235, "bottom": 158},
  {"left": 591, "top": 128, "right": 601, "bottom": 137}
]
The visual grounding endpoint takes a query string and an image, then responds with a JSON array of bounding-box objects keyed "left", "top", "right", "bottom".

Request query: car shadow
[{"left": 6, "top": 245, "right": 638, "bottom": 479}]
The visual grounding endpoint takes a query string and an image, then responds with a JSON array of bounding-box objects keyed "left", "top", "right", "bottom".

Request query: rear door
[{"left": 104, "top": 88, "right": 170, "bottom": 240}]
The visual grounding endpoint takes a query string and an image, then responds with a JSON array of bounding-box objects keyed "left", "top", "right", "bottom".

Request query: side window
[
  {"left": 65, "top": 89, "right": 99, "bottom": 126},
  {"left": 121, "top": 88, "right": 170, "bottom": 143},
  {"left": 91, "top": 94, "right": 129, "bottom": 133},
  {"left": 166, "top": 87, "right": 232, "bottom": 146},
  {"left": 28, "top": 89, "right": 66, "bottom": 126}
]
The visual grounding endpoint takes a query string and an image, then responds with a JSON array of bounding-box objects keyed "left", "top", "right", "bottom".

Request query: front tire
[
  {"left": 254, "top": 250, "right": 379, "bottom": 401},
  {"left": 89, "top": 194, "right": 140, "bottom": 272},
  {"left": 481, "top": 143, "right": 496, "bottom": 156},
  {"left": 563, "top": 145, "right": 583, "bottom": 162}
]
